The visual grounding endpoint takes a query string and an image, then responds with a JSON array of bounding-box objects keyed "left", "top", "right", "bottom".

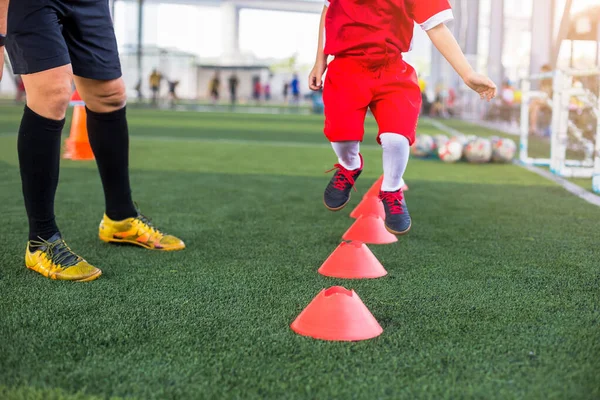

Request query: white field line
[
  {"left": 423, "top": 118, "right": 464, "bottom": 137},
  {"left": 519, "top": 164, "right": 600, "bottom": 207}
]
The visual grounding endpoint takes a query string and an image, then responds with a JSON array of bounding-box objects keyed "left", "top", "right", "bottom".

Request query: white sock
[
  {"left": 380, "top": 133, "right": 410, "bottom": 192},
  {"left": 331, "top": 141, "right": 361, "bottom": 170}
]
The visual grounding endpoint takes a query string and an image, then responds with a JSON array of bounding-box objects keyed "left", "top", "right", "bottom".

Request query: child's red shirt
[{"left": 324, "top": 0, "right": 453, "bottom": 63}]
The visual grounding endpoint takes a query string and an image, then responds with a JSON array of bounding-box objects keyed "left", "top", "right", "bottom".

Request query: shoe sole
[
  {"left": 26, "top": 263, "right": 103, "bottom": 282},
  {"left": 77, "top": 269, "right": 103, "bottom": 282},
  {"left": 99, "top": 236, "right": 185, "bottom": 251},
  {"left": 323, "top": 194, "right": 351, "bottom": 212},
  {"left": 384, "top": 221, "right": 412, "bottom": 236}
]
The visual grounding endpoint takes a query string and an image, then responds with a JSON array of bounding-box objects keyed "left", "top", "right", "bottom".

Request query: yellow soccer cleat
[
  {"left": 99, "top": 213, "right": 185, "bottom": 251},
  {"left": 25, "top": 233, "right": 102, "bottom": 282}
]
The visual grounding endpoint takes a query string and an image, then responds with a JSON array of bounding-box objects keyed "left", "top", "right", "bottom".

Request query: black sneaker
[
  {"left": 323, "top": 154, "right": 363, "bottom": 211},
  {"left": 379, "top": 189, "right": 411, "bottom": 235}
]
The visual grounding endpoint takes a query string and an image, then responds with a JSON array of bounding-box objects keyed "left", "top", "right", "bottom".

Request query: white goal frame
[{"left": 519, "top": 68, "right": 600, "bottom": 194}]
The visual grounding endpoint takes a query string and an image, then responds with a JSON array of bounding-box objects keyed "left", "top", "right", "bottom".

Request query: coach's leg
[
  {"left": 74, "top": 76, "right": 137, "bottom": 221},
  {"left": 75, "top": 76, "right": 185, "bottom": 251},
  {"left": 19, "top": 65, "right": 73, "bottom": 241}
]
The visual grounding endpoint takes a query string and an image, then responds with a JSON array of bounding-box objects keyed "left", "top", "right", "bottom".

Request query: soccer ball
[
  {"left": 491, "top": 138, "right": 517, "bottom": 163},
  {"left": 411, "top": 134, "right": 435, "bottom": 157},
  {"left": 451, "top": 134, "right": 468, "bottom": 147},
  {"left": 438, "top": 139, "right": 463, "bottom": 163},
  {"left": 464, "top": 137, "right": 493, "bottom": 163},
  {"left": 434, "top": 134, "right": 449, "bottom": 152},
  {"left": 465, "top": 135, "right": 479, "bottom": 147}
]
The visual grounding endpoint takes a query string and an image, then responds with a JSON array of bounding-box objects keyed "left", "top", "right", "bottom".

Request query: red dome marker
[
  {"left": 291, "top": 286, "right": 383, "bottom": 341},
  {"left": 363, "top": 175, "right": 383, "bottom": 199},
  {"left": 350, "top": 195, "right": 385, "bottom": 219},
  {"left": 318, "top": 241, "right": 387, "bottom": 279},
  {"left": 342, "top": 215, "right": 398, "bottom": 244}
]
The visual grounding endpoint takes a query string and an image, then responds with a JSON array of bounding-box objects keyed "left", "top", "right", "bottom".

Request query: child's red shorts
[{"left": 323, "top": 56, "right": 422, "bottom": 145}]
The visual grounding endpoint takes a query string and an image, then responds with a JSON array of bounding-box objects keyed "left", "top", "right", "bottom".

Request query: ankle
[
  {"left": 105, "top": 206, "right": 137, "bottom": 222},
  {"left": 29, "top": 229, "right": 60, "bottom": 243}
]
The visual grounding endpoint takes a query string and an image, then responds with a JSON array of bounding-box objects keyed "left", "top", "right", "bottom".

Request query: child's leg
[
  {"left": 376, "top": 132, "right": 412, "bottom": 235},
  {"left": 323, "top": 141, "right": 364, "bottom": 211},
  {"left": 369, "top": 62, "right": 420, "bottom": 235},
  {"left": 331, "top": 141, "right": 361, "bottom": 170},
  {"left": 321, "top": 58, "right": 371, "bottom": 211},
  {"left": 380, "top": 133, "right": 410, "bottom": 191}
]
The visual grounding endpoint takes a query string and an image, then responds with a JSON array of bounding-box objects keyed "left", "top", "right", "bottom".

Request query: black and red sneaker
[
  {"left": 323, "top": 154, "right": 363, "bottom": 211},
  {"left": 379, "top": 189, "right": 411, "bottom": 235}
]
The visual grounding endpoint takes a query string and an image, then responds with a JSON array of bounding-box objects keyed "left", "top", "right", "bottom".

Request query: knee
[
  {"left": 29, "top": 80, "right": 72, "bottom": 120},
  {"left": 380, "top": 133, "right": 409, "bottom": 149},
  {"left": 85, "top": 79, "right": 127, "bottom": 112}
]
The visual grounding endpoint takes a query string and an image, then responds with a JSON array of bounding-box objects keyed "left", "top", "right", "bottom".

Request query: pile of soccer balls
[{"left": 411, "top": 134, "right": 517, "bottom": 164}]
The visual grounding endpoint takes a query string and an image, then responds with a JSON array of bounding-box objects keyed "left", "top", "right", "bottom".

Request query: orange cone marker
[
  {"left": 291, "top": 286, "right": 383, "bottom": 341},
  {"left": 364, "top": 176, "right": 409, "bottom": 198},
  {"left": 342, "top": 215, "right": 398, "bottom": 244},
  {"left": 63, "top": 90, "right": 94, "bottom": 161},
  {"left": 364, "top": 175, "right": 383, "bottom": 199},
  {"left": 350, "top": 195, "right": 385, "bottom": 219},
  {"left": 70, "top": 89, "right": 85, "bottom": 106},
  {"left": 318, "top": 241, "right": 387, "bottom": 279}
]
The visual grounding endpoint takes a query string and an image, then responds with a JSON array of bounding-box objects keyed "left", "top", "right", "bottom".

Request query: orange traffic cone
[
  {"left": 70, "top": 89, "right": 85, "bottom": 106},
  {"left": 364, "top": 175, "right": 383, "bottom": 199},
  {"left": 342, "top": 215, "right": 398, "bottom": 244},
  {"left": 291, "top": 286, "right": 383, "bottom": 341},
  {"left": 63, "top": 91, "right": 94, "bottom": 161},
  {"left": 350, "top": 195, "right": 385, "bottom": 219},
  {"left": 318, "top": 241, "right": 387, "bottom": 279}
]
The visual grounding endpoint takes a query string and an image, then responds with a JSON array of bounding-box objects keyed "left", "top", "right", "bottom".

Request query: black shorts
[{"left": 6, "top": 0, "right": 121, "bottom": 80}]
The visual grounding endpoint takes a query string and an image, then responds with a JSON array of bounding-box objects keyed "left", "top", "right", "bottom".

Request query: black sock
[
  {"left": 86, "top": 106, "right": 137, "bottom": 221},
  {"left": 18, "top": 106, "right": 63, "bottom": 242}
]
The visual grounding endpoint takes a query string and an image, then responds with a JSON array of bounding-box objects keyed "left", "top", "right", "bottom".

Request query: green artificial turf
[{"left": 0, "top": 105, "right": 599, "bottom": 399}]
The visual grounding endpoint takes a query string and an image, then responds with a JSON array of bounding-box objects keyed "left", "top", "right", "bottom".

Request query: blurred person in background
[
  {"left": 291, "top": 73, "right": 300, "bottom": 104},
  {"left": 149, "top": 68, "right": 162, "bottom": 105},
  {"left": 513, "top": 85, "right": 522, "bottom": 106},
  {"left": 569, "top": 79, "right": 597, "bottom": 139},
  {"left": 252, "top": 76, "right": 262, "bottom": 103},
  {"left": 228, "top": 71, "right": 239, "bottom": 105},
  {"left": 283, "top": 82, "right": 290, "bottom": 104},
  {"left": 485, "top": 80, "right": 520, "bottom": 124},
  {"left": 418, "top": 76, "right": 431, "bottom": 115},
  {"left": 529, "top": 64, "right": 553, "bottom": 136},
  {"left": 167, "top": 79, "right": 179, "bottom": 107},
  {"left": 264, "top": 80, "right": 271, "bottom": 102},
  {"left": 446, "top": 87, "right": 457, "bottom": 117},
  {"left": 499, "top": 80, "right": 516, "bottom": 123},
  {"left": 430, "top": 84, "right": 447, "bottom": 117},
  {"left": 209, "top": 70, "right": 220, "bottom": 104},
  {"left": 311, "top": 87, "right": 324, "bottom": 114},
  {"left": 134, "top": 79, "right": 143, "bottom": 101}
]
